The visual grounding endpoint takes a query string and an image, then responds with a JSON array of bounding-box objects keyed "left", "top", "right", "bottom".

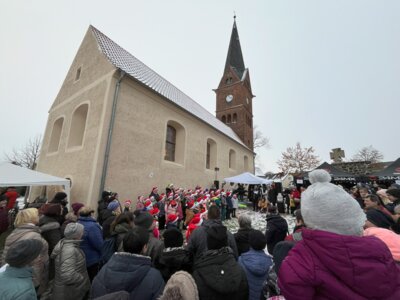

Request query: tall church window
[
  {"left": 165, "top": 125, "right": 176, "bottom": 162},
  {"left": 48, "top": 117, "right": 64, "bottom": 153},
  {"left": 164, "top": 121, "right": 185, "bottom": 164},
  {"left": 233, "top": 113, "right": 237, "bottom": 123},
  {"left": 68, "top": 103, "right": 88, "bottom": 148},
  {"left": 206, "top": 138, "right": 217, "bottom": 169},
  {"left": 227, "top": 114, "right": 231, "bottom": 124},
  {"left": 229, "top": 149, "right": 236, "bottom": 169},
  {"left": 244, "top": 155, "right": 249, "bottom": 171},
  {"left": 222, "top": 115, "right": 226, "bottom": 123}
]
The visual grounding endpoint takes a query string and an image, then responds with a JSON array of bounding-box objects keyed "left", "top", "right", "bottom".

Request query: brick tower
[{"left": 215, "top": 17, "right": 254, "bottom": 150}]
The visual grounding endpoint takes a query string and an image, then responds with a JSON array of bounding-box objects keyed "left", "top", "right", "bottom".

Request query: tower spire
[{"left": 224, "top": 17, "right": 245, "bottom": 79}]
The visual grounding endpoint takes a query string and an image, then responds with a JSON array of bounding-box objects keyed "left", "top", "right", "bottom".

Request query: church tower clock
[{"left": 215, "top": 17, "right": 254, "bottom": 150}]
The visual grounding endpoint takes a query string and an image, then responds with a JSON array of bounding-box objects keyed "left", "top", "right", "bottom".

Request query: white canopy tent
[
  {"left": 224, "top": 172, "right": 273, "bottom": 185},
  {"left": 0, "top": 162, "right": 70, "bottom": 205}
]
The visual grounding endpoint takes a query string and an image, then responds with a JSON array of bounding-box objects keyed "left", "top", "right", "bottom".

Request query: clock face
[{"left": 226, "top": 94, "right": 233, "bottom": 103}]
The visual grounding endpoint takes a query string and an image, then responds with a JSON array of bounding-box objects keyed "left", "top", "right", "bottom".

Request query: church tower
[{"left": 215, "top": 17, "right": 254, "bottom": 150}]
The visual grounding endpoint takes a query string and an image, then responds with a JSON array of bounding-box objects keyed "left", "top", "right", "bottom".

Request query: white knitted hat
[{"left": 302, "top": 169, "right": 366, "bottom": 236}]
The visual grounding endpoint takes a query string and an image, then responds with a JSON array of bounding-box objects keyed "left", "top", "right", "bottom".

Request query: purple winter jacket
[{"left": 278, "top": 228, "right": 400, "bottom": 300}]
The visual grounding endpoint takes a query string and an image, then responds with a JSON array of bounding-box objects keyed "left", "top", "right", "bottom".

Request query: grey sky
[{"left": 1, "top": 0, "right": 399, "bottom": 172}]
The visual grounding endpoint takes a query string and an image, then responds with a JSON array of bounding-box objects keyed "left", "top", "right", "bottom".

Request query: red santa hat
[
  {"left": 124, "top": 199, "right": 132, "bottom": 207},
  {"left": 190, "top": 215, "right": 202, "bottom": 227},
  {"left": 170, "top": 200, "right": 177, "bottom": 207},
  {"left": 144, "top": 199, "right": 152, "bottom": 208},
  {"left": 150, "top": 207, "right": 160, "bottom": 216},
  {"left": 167, "top": 214, "right": 179, "bottom": 224},
  {"left": 187, "top": 200, "right": 195, "bottom": 209}
]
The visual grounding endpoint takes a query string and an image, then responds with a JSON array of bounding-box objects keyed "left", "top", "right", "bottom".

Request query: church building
[{"left": 35, "top": 19, "right": 255, "bottom": 207}]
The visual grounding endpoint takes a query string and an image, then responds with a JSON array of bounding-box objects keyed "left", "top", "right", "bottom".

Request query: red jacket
[{"left": 5, "top": 190, "right": 19, "bottom": 210}]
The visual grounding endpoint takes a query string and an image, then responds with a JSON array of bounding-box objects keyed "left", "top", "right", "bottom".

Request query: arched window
[
  {"left": 229, "top": 149, "right": 236, "bottom": 169},
  {"left": 222, "top": 115, "right": 226, "bottom": 123},
  {"left": 164, "top": 121, "right": 185, "bottom": 164},
  {"left": 227, "top": 114, "right": 231, "bottom": 124},
  {"left": 244, "top": 155, "right": 249, "bottom": 171},
  {"left": 48, "top": 117, "right": 64, "bottom": 153},
  {"left": 233, "top": 113, "right": 237, "bottom": 123},
  {"left": 206, "top": 138, "right": 217, "bottom": 169},
  {"left": 68, "top": 103, "right": 88, "bottom": 148}
]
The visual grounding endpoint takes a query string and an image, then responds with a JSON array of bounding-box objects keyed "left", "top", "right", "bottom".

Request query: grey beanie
[
  {"left": 6, "top": 239, "right": 43, "bottom": 267},
  {"left": 301, "top": 169, "right": 366, "bottom": 236},
  {"left": 64, "top": 222, "right": 84, "bottom": 239}
]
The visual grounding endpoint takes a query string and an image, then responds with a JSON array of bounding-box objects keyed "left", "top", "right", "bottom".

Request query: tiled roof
[
  {"left": 224, "top": 20, "right": 245, "bottom": 79},
  {"left": 90, "top": 26, "right": 248, "bottom": 149}
]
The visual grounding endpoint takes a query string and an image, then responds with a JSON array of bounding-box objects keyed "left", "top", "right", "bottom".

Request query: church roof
[
  {"left": 90, "top": 26, "right": 248, "bottom": 150},
  {"left": 224, "top": 20, "right": 246, "bottom": 79}
]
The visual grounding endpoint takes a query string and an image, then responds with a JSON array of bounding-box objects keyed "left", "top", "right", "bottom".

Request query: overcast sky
[{"left": 1, "top": 0, "right": 399, "bottom": 173}]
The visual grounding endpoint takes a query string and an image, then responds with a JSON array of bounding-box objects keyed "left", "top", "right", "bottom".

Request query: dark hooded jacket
[
  {"left": 234, "top": 228, "right": 255, "bottom": 256},
  {"left": 192, "top": 247, "right": 248, "bottom": 300},
  {"left": 111, "top": 223, "right": 132, "bottom": 252},
  {"left": 158, "top": 246, "right": 193, "bottom": 281},
  {"left": 265, "top": 214, "right": 288, "bottom": 254},
  {"left": 187, "top": 219, "right": 238, "bottom": 259},
  {"left": 91, "top": 252, "right": 164, "bottom": 300}
]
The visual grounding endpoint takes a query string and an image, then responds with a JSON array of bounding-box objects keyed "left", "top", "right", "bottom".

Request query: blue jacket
[
  {"left": 238, "top": 249, "right": 273, "bottom": 300},
  {"left": 0, "top": 266, "right": 37, "bottom": 300},
  {"left": 91, "top": 252, "right": 164, "bottom": 300},
  {"left": 78, "top": 216, "right": 103, "bottom": 267}
]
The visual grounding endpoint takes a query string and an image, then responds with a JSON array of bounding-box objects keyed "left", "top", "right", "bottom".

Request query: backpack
[{"left": 100, "top": 235, "right": 118, "bottom": 266}]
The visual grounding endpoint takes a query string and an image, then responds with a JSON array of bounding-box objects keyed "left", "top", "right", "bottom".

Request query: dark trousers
[
  {"left": 232, "top": 208, "right": 236, "bottom": 217},
  {"left": 158, "top": 215, "right": 165, "bottom": 230},
  {"left": 87, "top": 263, "right": 99, "bottom": 282},
  {"left": 226, "top": 208, "right": 232, "bottom": 220}
]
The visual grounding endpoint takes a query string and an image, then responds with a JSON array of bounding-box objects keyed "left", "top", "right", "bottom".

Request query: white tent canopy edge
[{"left": 224, "top": 172, "right": 273, "bottom": 185}]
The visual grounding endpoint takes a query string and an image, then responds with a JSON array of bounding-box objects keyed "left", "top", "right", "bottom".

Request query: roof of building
[
  {"left": 90, "top": 26, "right": 249, "bottom": 150},
  {"left": 224, "top": 20, "right": 246, "bottom": 79}
]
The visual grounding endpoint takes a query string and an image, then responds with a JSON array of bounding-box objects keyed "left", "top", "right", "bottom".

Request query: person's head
[
  {"left": 249, "top": 230, "right": 267, "bottom": 251},
  {"left": 163, "top": 228, "right": 184, "bottom": 248},
  {"left": 359, "top": 187, "right": 369, "bottom": 199},
  {"left": 102, "top": 191, "right": 111, "bottom": 201},
  {"left": 206, "top": 225, "right": 228, "bottom": 250},
  {"left": 64, "top": 212, "right": 78, "bottom": 222},
  {"left": 238, "top": 214, "right": 252, "bottom": 229},
  {"left": 386, "top": 189, "right": 400, "bottom": 202},
  {"left": 152, "top": 187, "right": 158, "bottom": 194},
  {"left": 295, "top": 209, "right": 304, "bottom": 226},
  {"left": 42, "top": 203, "right": 62, "bottom": 217},
  {"left": 207, "top": 205, "right": 220, "bottom": 220},
  {"left": 79, "top": 206, "right": 95, "bottom": 217},
  {"left": 267, "top": 205, "right": 278, "bottom": 215},
  {"left": 133, "top": 210, "right": 154, "bottom": 230},
  {"left": 71, "top": 202, "right": 84, "bottom": 216},
  {"left": 111, "top": 212, "right": 134, "bottom": 232},
  {"left": 364, "top": 208, "right": 394, "bottom": 229},
  {"left": 5, "top": 239, "right": 43, "bottom": 268},
  {"left": 14, "top": 208, "right": 39, "bottom": 226},
  {"left": 351, "top": 186, "right": 359, "bottom": 195},
  {"left": 123, "top": 227, "right": 149, "bottom": 254},
  {"left": 64, "top": 222, "right": 84, "bottom": 240},
  {"left": 363, "top": 194, "right": 381, "bottom": 209},
  {"left": 51, "top": 192, "right": 68, "bottom": 206},
  {"left": 301, "top": 170, "right": 366, "bottom": 236},
  {"left": 107, "top": 200, "right": 121, "bottom": 215}
]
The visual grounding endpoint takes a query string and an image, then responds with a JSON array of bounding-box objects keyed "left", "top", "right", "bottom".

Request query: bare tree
[
  {"left": 277, "top": 142, "right": 320, "bottom": 173},
  {"left": 4, "top": 135, "right": 42, "bottom": 170},
  {"left": 351, "top": 145, "right": 383, "bottom": 163},
  {"left": 253, "top": 125, "right": 270, "bottom": 150}
]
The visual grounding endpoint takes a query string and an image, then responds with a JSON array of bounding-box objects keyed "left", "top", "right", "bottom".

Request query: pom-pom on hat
[
  {"left": 301, "top": 169, "right": 366, "bottom": 236},
  {"left": 167, "top": 214, "right": 179, "bottom": 224}
]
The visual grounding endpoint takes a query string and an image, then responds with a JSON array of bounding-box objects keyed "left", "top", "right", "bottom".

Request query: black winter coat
[
  {"left": 192, "top": 247, "right": 248, "bottom": 300},
  {"left": 234, "top": 228, "right": 255, "bottom": 256},
  {"left": 158, "top": 247, "right": 193, "bottom": 281},
  {"left": 39, "top": 215, "right": 62, "bottom": 256},
  {"left": 265, "top": 214, "right": 288, "bottom": 254},
  {"left": 91, "top": 252, "right": 164, "bottom": 300}
]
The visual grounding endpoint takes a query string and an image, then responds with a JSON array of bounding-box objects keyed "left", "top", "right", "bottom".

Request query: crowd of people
[{"left": 0, "top": 171, "right": 400, "bottom": 299}]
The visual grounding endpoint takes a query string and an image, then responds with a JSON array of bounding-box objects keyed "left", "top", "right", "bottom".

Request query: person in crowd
[
  {"left": 159, "top": 271, "right": 199, "bottom": 300},
  {"left": 285, "top": 209, "right": 305, "bottom": 242},
  {"left": 290, "top": 187, "right": 301, "bottom": 212},
  {"left": 5, "top": 186, "right": 19, "bottom": 211},
  {"left": 49, "top": 192, "right": 69, "bottom": 223},
  {"left": 158, "top": 228, "right": 193, "bottom": 281},
  {"left": 364, "top": 194, "right": 392, "bottom": 217},
  {"left": 0, "top": 239, "right": 43, "bottom": 300},
  {"left": 39, "top": 204, "right": 62, "bottom": 255},
  {"left": 267, "top": 184, "right": 277, "bottom": 207},
  {"left": 265, "top": 205, "right": 288, "bottom": 254},
  {"left": 231, "top": 193, "right": 238, "bottom": 217},
  {"left": 187, "top": 205, "right": 238, "bottom": 260},
  {"left": 386, "top": 188, "right": 400, "bottom": 214},
  {"left": 234, "top": 214, "right": 254, "bottom": 256},
  {"left": 365, "top": 208, "right": 394, "bottom": 230},
  {"left": 133, "top": 210, "right": 164, "bottom": 267},
  {"left": 71, "top": 202, "right": 85, "bottom": 216},
  {"left": 123, "top": 199, "right": 132, "bottom": 212},
  {"left": 97, "top": 191, "right": 111, "bottom": 225},
  {"left": 51, "top": 223, "right": 90, "bottom": 300},
  {"left": 376, "top": 188, "right": 390, "bottom": 204},
  {"left": 0, "top": 194, "right": 9, "bottom": 235},
  {"left": 101, "top": 200, "right": 122, "bottom": 239},
  {"left": 166, "top": 213, "right": 179, "bottom": 230},
  {"left": 157, "top": 194, "right": 167, "bottom": 230},
  {"left": 192, "top": 225, "right": 248, "bottom": 300},
  {"left": 78, "top": 206, "right": 103, "bottom": 282},
  {"left": 185, "top": 215, "right": 202, "bottom": 242},
  {"left": 226, "top": 192, "right": 233, "bottom": 220},
  {"left": 278, "top": 170, "right": 400, "bottom": 300},
  {"left": 239, "top": 230, "right": 273, "bottom": 300},
  {"left": 91, "top": 227, "right": 165, "bottom": 300},
  {"left": 60, "top": 212, "right": 77, "bottom": 237},
  {"left": 149, "top": 186, "right": 160, "bottom": 201},
  {"left": 364, "top": 225, "right": 400, "bottom": 262},
  {"left": 110, "top": 212, "right": 134, "bottom": 251},
  {"left": 1, "top": 208, "right": 49, "bottom": 295}
]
